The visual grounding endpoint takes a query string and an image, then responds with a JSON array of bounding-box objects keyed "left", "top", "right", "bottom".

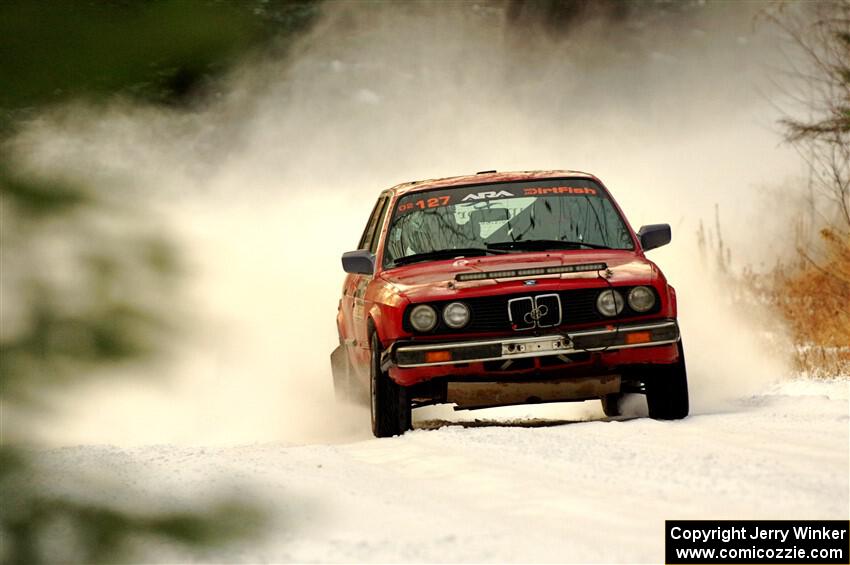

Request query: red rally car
[{"left": 332, "top": 170, "right": 688, "bottom": 437}]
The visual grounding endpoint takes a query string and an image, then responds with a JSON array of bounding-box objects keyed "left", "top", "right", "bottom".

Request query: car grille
[{"left": 402, "top": 287, "right": 660, "bottom": 334}]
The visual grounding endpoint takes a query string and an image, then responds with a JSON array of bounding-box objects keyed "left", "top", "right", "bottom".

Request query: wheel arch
[{"left": 366, "top": 303, "right": 390, "bottom": 348}]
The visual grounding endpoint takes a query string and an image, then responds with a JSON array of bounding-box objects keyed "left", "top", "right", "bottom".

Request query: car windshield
[{"left": 383, "top": 179, "right": 634, "bottom": 267}]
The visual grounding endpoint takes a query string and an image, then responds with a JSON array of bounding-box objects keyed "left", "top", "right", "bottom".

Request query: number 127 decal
[{"left": 397, "top": 195, "right": 451, "bottom": 213}]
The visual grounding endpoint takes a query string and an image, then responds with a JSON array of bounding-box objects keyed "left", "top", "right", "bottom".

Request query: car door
[{"left": 341, "top": 194, "right": 389, "bottom": 370}]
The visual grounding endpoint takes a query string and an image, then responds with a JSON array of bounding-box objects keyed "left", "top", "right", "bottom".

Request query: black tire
[
  {"left": 601, "top": 393, "right": 623, "bottom": 417},
  {"left": 645, "top": 341, "right": 689, "bottom": 420},
  {"left": 370, "top": 333, "right": 411, "bottom": 437},
  {"left": 331, "top": 345, "right": 356, "bottom": 403}
]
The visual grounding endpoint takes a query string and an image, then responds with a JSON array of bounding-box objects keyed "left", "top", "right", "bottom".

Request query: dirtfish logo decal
[{"left": 462, "top": 190, "right": 515, "bottom": 201}]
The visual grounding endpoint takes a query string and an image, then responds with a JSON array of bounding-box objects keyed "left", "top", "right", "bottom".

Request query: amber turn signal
[
  {"left": 625, "top": 331, "right": 651, "bottom": 345},
  {"left": 424, "top": 350, "right": 452, "bottom": 363}
]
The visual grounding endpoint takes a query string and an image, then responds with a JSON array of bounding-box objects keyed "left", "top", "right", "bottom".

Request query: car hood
[{"left": 380, "top": 250, "right": 657, "bottom": 301}]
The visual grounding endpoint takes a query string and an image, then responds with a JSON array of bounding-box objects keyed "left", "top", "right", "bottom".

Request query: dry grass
[
  {"left": 702, "top": 207, "right": 849, "bottom": 378},
  {"left": 764, "top": 228, "right": 850, "bottom": 376}
]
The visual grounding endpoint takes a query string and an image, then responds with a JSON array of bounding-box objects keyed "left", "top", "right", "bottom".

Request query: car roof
[{"left": 388, "top": 169, "right": 600, "bottom": 197}]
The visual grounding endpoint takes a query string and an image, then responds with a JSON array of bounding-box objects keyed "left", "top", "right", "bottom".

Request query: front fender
[
  {"left": 667, "top": 284, "right": 678, "bottom": 318},
  {"left": 368, "top": 296, "right": 411, "bottom": 348}
]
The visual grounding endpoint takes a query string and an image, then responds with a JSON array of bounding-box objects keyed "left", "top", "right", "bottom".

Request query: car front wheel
[
  {"left": 370, "top": 333, "right": 411, "bottom": 437},
  {"left": 645, "top": 341, "right": 689, "bottom": 420}
]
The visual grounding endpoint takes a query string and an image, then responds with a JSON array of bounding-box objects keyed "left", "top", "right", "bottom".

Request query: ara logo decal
[
  {"left": 523, "top": 279, "right": 537, "bottom": 286},
  {"left": 462, "top": 190, "right": 515, "bottom": 201}
]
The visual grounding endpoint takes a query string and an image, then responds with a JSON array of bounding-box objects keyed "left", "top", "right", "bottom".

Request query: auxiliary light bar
[{"left": 455, "top": 262, "right": 608, "bottom": 282}]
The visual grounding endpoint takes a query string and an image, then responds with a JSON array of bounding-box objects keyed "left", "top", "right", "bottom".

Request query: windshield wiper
[
  {"left": 391, "top": 247, "right": 508, "bottom": 266},
  {"left": 486, "top": 239, "right": 613, "bottom": 251}
]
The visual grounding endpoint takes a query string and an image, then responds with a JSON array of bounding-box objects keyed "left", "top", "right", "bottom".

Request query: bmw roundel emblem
[{"left": 523, "top": 279, "right": 537, "bottom": 286}]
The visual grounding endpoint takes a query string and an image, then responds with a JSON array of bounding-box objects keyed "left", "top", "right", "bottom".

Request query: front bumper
[{"left": 387, "top": 319, "right": 679, "bottom": 369}]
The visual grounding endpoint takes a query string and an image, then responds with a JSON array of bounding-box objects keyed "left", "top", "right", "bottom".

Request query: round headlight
[
  {"left": 410, "top": 305, "right": 437, "bottom": 332},
  {"left": 628, "top": 286, "right": 656, "bottom": 312},
  {"left": 442, "top": 302, "right": 470, "bottom": 329},
  {"left": 596, "top": 289, "right": 625, "bottom": 317}
]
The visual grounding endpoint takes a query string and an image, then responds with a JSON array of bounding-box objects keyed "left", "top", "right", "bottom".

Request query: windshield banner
[{"left": 395, "top": 179, "right": 604, "bottom": 217}]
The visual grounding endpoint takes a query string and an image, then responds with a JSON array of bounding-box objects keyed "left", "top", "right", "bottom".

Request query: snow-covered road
[{"left": 39, "top": 379, "right": 849, "bottom": 563}]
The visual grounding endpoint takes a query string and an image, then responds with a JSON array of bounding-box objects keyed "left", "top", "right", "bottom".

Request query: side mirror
[
  {"left": 342, "top": 250, "right": 375, "bottom": 275},
  {"left": 637, "top": 224, "right": 671, "bottom": 251}
]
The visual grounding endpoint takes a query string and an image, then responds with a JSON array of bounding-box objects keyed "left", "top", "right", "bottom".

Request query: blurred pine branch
[{"left": 0, "top": 1, "right": 320, "bottom": 561}]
